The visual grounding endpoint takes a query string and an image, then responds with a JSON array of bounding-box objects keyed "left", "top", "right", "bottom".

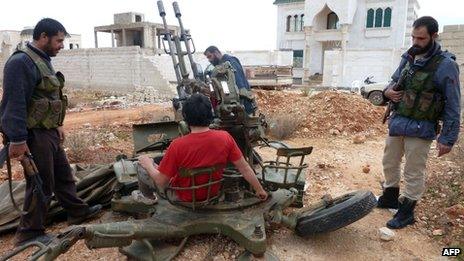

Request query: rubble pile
[
  {"left": 67, "top": 87, "right": 171, "bottom": 112},
  {"left": 126, "top": 86, "right": 171, "bottom": 104},
  {"left": 254, "top": 90, "right": 386, "bottom": 138}
]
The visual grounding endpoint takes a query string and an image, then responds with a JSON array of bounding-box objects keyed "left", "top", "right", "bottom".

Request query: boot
[
  {"left": 15, "top": 232, "right": 53, "bottom": 247},
  {"left": 386, "top": 197, "right": 417, "bottom": 229},
  {"left": 377, "top": 187, "right": 399, "bottom": 209},
  {"left": 67, "top": 204, "right": 102, "bottom": 225}
]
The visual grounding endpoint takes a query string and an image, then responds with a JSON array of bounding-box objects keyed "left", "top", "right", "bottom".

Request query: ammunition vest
[
  {"left": 396, "top": 54, "right": 444, "bottom": 122},
  {"left": 17, "top": 46, "right": 68, "bottom": 129}
]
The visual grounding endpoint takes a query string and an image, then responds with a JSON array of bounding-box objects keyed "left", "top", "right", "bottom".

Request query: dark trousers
[{"left": 16, "top": 128, "right": 88, "bottom": 239}]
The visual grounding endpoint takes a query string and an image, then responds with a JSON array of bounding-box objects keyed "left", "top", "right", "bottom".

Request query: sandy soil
[
  {"left": 0, "top": 99, "right": 454, "bottom": 260},
  {"left": 0, "top": 133, "right": 447, "bottom": 260}
]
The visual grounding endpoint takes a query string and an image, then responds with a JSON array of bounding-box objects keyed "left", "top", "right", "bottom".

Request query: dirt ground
[{"left": 0, "top": 90, "right": 461, "bottom": 260}]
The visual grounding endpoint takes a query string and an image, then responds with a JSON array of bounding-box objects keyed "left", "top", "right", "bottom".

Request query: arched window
[
  {"left": 383, "top": 7, "right": 392, "bottom": 27},
  {"left": 300, "top": 14, "right": 304, "bottom": 31},
  {"left": 366, "top": 8, "right": 374, "bottom": 28},
  {"left": 286, "top": 15, "right": 291, "bottom": 32},
  {"left": 375, "top": 8, "right": 383, "bottom": 27},
  {"left": 294, "top": 15, "right": 299, "bottom": 32},
  {"left": 327, "top": 12, "right": 339, "bottom": 30}
]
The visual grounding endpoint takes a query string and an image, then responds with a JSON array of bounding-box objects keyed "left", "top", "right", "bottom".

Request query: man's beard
[
  {"left": 44, "top": 39, "right": 57, "bottom": 57},
  {"left": 211, "top": 57, "right": 220, "bottom": 66},
  {"left": 409, "top": 39, "right": 434, "bottom": 56}
]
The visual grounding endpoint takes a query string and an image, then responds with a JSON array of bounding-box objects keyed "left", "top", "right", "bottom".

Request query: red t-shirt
[{"left": 158, "top": 130, "right": 243, "bottom": 202}]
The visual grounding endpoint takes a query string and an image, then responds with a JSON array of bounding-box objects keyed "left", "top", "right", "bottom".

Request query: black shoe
[
  {"left": 386, "top": 197, "right": 417, "bottom": 229},
  {"left": 67, "top": 204, "right": 102, "bottom": 225},
  {"left": 14, "top": 233, "right": 53, "bottom": 247},
  {"left": 377, "top": 187, "right": 399, "bottom": 209}
]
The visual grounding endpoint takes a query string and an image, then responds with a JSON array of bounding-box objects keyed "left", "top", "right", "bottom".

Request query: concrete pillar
[
  {"left": 111, "top": 30, "right": 115, "bottom": 47},
  {"left": 122, "top": 29, "right": 127, "bottom": 47},
  {"left": 340, "top": 24, "right": 349, "bottom": 86},
  {"left": 94, "top": 31, "right": 98, "bottom": 48},
  {"left": 303, "top": 26, "right": 313, "bottom": 82}
]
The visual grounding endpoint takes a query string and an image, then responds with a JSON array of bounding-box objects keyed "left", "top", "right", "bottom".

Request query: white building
[
  {"left": 274, "top": 0, "right": 420, "bottom": 87},
  {"left": 0, "top": 27, "right": 81, "bottom": 57}
]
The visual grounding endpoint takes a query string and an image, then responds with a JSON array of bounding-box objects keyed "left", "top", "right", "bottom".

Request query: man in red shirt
[{"left": 138, "top": 94, "right": 267, "bottom": 202}]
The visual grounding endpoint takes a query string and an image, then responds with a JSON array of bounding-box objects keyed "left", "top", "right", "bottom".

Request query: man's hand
[
  {"left": 384, "top": 87, "right": 404, "bottom": 103},
  {"left": 9, "top": 143, "right": 30, "bottom": 159},
  {"left": 138, "top": 155, "right": 158, "bottom": 172},
  {"left": 57, "top": 126, "right": 66, "bottom": 144},
  {"left": 437, "top": 142, "right": 452, "bottom": 157},
  {"left": 256, "top": 189, "right": 268, "bottom": 201}
]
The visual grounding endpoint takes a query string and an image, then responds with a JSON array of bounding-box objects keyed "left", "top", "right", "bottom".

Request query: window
[
  {"left": 293, "top": 50, "right": 303, "bottom": 68},
  {"left": 69, "top": 43, "right": 74, "bottom": 49},
  {"left": 286, "top": 15, "right": 291, "bottom": 32},
  {"left": 76, "top": 44, "right": 79, "bottom": 49},
  {"left": 383, "top": 8, "right": 392, "bottom": 27},
  {"left": 300, "top": 14, "right": 304, "bottom": 31},
  {"left": 135, "top": 15, "right": 142, "bottom": 22},
  {"left": 367, "top": 7, "right": 392, "bottom": 28},
  {"left": 375, "top": 8, "right": 383, "bottom": 27},
  {"left": 366, "top": 9, "right": 374, "bottom": 28},
  {"left": 327, "top": 12, "right": 339, "bottom": 29}
]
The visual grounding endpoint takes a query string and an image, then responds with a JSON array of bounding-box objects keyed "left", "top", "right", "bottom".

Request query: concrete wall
[
  {"left": 51, "top": 47, "right": 175, "bottom": 97},
  {"left": 147, "top": 50, "right": 293, "bottom": 83},
  {"left": 440, "top": 24, "right": 464, "bottom": 115},
  {"left": 323, "top": 48, "right": 403, "bottom": 87},
  {"left": 440, "top": 25, "right": 464, "bottom": 84}
]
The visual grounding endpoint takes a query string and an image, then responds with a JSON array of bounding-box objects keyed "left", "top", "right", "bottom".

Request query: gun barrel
[
  {"left": 173, "top": 1, "right": 181, "bottom": 17},
  {"left": 172, "top": 1, "right": 200, "bottom": 80},
  {"left": 157, "top": 0, "right": 166, "bottom": 16},
  {"left": 157, "top": 0, "right": 182, "bottom": 86}
]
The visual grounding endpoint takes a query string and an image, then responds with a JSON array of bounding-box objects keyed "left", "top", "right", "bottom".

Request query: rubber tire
[
  {"left": 368, "top": 91, "right": 384, "bottom": 106},
  {"left": 295, "top": 190, "right": 376, "bottom": 237}
]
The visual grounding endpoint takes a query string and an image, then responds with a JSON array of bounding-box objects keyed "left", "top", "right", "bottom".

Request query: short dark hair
[
  {"left": 33, "top": 18, "right": 68, "bottom": 40},
  {"left": 204, "top": 46, "right": 221, "bottom": 55},
  {"left": 182, "top": 94, "right": 213, "bottom": 127},
  {"left": 413, "top": 16, "right": 439, "bottom": 35}
]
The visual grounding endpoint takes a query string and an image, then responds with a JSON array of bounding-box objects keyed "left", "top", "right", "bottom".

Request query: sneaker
[
  {"left": 14, "top": 233, "right": 53, "bottom": 247},
  {"left": 131, "top": 190, "right": 158, "bottom": 205}
]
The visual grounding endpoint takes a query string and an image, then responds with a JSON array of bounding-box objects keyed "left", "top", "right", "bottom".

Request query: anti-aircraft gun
[
  {"left": 156, "top": 0, "right": 264, "bottom": 165},
  {"left": 0, "top": 2, "right": 377, "bottom": 261}
]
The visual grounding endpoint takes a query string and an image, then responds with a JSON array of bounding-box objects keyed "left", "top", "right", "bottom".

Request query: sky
[{"left": 0, "top": 0, "right": 463, "bottom": 51}]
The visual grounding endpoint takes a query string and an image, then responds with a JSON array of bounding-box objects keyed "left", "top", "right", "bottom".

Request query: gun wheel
[
  {"left": 368, "top": 91, "right": 384, "bottom": 106},
  {"left": 295, "top": 190, "right": 376, "bottom": 237}
]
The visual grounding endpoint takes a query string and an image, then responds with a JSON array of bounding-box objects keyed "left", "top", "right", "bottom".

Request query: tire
[
  {"left": 368, "top": 91, "right": 384, "bottom": 106},
  {"left": 295, "top": 190, "right": 376, "bottom": 237}
]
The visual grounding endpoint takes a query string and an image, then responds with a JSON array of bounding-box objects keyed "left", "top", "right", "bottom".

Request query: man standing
[
  {"left": 0, "top": 18, "right": 101, "bottom": 246},
  {"left": 204, "top": 46, "right": 257, "bottom": 114},
  {"left": 378, "top": 16, "right": 461, "bottom": 229}
]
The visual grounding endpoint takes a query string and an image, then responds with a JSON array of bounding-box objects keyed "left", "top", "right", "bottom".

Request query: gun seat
[
  {"left": 257, "top": 146, "right": 313, "bottom": 190},
  {"left": 165, "top": 165, "right": 224, "bottom": 211}
]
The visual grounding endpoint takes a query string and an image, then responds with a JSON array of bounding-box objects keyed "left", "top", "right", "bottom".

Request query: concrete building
[
  {"left": 274, "top": 0, "right": 420, "bottom": 87},
  {"left": 0, "top": 28, "right": 81, "bottom": 84},
  {"left": 0, "top": 27, "right": 81, "bottom": 55},
  {"left": 94, "top": 12, "right": 180, "bottom": 51},
  {"left": 1, "top": 12, "right": 292, "bottom": 94}
]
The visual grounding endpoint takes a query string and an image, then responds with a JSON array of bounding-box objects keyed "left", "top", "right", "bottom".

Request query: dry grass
[
  {"left": 267, "top": 113, "right": 300, "bottom": 140},
  {"left": 64, "top": 131, "right": 97, "bottom": 163},
  {"left": 300, "top": 86, "right": 313, "bottom": 97}
]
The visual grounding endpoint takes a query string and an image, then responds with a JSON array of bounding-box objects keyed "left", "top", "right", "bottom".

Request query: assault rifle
[{"left": 0, "top": 144, "right": 47, "bottom": 215}]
